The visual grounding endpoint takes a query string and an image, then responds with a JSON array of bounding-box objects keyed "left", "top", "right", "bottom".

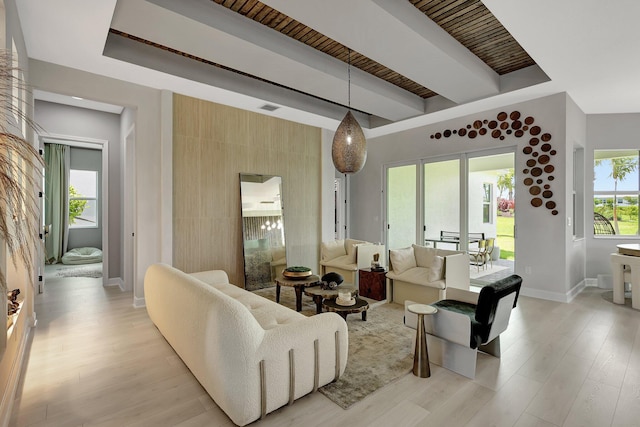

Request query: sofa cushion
[
  {"left": 321, "top": 254, "right": 357, "bottom": 271},
  {"left": 322, "top": 240, "right": 347, "bottom": 261},
  {"left": 412, "top": 244, "right": 437, "bottom": 268},
  {"left": 389, "top": 266, "right": 446, "bottom": 290},
  {"left": 427, "top": 255, "right": 445, "bottom": 282},
  {"left": 390, "top": 247, "right": 417, "bottom": 275},
  {"left": 345, "top": 239, "right": 366, "bottom": 264}
]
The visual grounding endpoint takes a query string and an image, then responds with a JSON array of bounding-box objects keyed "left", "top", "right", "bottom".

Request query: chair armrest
[
  {"left": 404, "top": 300, "right": 471, "bottom": 348},
  {"left": 443, "top": 253, "right": 470, "bottom": 290},
  {"left": 444, "top": 288, "right": 479, "bottom": 305}
]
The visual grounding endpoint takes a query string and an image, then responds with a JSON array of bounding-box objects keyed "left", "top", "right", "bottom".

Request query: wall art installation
[{"left": 429, "top": 111, "right": 558, "bottom": 215}]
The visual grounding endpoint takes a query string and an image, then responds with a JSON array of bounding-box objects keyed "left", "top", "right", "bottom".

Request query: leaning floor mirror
[{"left": 239, "top": 174, "right": 286, "bottom": 290}]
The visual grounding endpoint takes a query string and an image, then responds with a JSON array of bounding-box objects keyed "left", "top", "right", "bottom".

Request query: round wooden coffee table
[
  {"left": 322, "top": 298, "right": 369, "bottom": 321},
  {"left": 275, "top": 274, "right": 320, "bottom": 312},
  {"left": 304, "top": 284, "right": 358, "bottom": 314}
]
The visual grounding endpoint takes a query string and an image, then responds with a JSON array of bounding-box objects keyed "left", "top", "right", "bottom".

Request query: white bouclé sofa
[
  {"left": 144, "top": 263, "right": 348, "bottom": 426},
  {"left": 386, "top": 244, "right": 470, "bottom": 304}
]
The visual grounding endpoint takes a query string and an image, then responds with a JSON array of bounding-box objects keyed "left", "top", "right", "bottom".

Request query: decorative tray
[
  {"left": 283, "top": 266, "right": 312, "bottom": 279},
  {"left": 336, "top": 298, "right": 356, "bottom": 306}
]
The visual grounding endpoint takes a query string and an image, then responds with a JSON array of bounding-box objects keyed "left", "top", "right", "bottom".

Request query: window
[
  {"left": 69, "top": 169, "right": 98, "bottom": 228},
  {"left": 482, "top": 183, "right": 492, "bottom": 223},
  {"left": 593, "top": 150, "right": 639, "bottom": 236}
]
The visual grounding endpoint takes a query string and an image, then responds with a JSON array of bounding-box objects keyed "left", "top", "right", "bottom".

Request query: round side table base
[{"left": 413, "top": 312, "right": 431, "bottom": 378}]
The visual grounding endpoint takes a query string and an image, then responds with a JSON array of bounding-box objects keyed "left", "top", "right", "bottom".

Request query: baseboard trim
[
  {"left": 521, "top": 280, "right": 587, "bottom": 303},
  {"left": 106, "top": 277, "right": 124, "bottom": 291},
  {"left": 0, "top": 325, "right": 31, "bottom": 427},
  {"left": 520, "top": 287, "right": 570, "bottom": 303},
  {"left": 566, "top": 280, "right": 586, "bottom": 302},
  {"left": 585, "top": 278, "right": 598, "bottom": 287},
  {"left": 133, "top": 296, "right": 146, "bottom": 308}
]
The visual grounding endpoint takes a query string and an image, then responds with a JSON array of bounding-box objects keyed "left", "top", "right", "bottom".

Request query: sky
[{"left": 593, "top": 158, "right": 639, "bottom": 192}]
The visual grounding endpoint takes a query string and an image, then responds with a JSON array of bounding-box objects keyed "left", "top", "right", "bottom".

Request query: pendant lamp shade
[{"left": 332, "top": 111, "right": 367, "bottom": 174}]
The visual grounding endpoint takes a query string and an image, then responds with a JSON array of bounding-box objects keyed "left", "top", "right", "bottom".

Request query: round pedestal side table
[
  {"left": 275, "top": 274, "right": 320, "bottom": 312},
  {"left": 303, "top": 284, "right": 358, "bottom": 314},
  {"left": 407, "top": 304, "right": 438, "bottom": 378}
]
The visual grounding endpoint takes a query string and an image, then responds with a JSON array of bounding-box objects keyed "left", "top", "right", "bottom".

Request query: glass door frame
[
  {"left": 383, "top": 160, "right": 421, "bottom": 250},
  {"left": 466, "top": 146, "right": 517, "bottom": 266},
  {"left": 382, "top": 145, "right": 516, "bottom": 261}
]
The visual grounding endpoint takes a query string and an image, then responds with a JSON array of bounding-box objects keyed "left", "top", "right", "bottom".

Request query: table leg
[
  {"left": 632, "top": 266, "right": 640, "bottom": 310},
  {"left": 276, "top": 284, "right": 281, "bottom": 303},
  {"left": 294, "top": 286, "right": 303, "bottom": 312},
  {"left": 340, "top": 312, "right": 348, "bottom": 321},
  {"left": 362, "top": 310, "right": 367, "bottom": 321},
  {"left": 413, "top": 313, "right": 431, "bottom": 378},
  {"left": 612, "top": 261, "right": 625, "bottom": 304},
  {"left": 313, "top": 296, "right": 323, "bottom": 314}
]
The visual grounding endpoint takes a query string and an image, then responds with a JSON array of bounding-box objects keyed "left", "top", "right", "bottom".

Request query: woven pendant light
[{"left": 332, "top": 49, "right": 367, "bottom": 174}]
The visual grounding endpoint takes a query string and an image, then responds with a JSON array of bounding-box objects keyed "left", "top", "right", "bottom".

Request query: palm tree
[
  {"left": 497, "top": 169, "right": 515, "bottom": 201},
  {"left": 596, "top": 156, "right": 638, "bottom": 234}
]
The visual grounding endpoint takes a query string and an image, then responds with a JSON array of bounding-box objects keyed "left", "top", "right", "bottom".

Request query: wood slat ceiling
[
  {"left": 409, "top": 0, "right": 535, "bottom": 74},
  {"left": 110, "top": 0, "right": 536, "bottom": 117},
  {"left": 212, "top": 0, "right": 536, "bottom": 97},
  {"left": 211, "top": 0, "right": 437, "bottom": 99}
]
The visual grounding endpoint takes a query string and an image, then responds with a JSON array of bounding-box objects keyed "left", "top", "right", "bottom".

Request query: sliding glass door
[
  {"left": 468, "top": 151, "right": 515, "bottom": 283},
  {"left": 423, "top": 158, "right": 460, "bottom": 250},
  {"left": 386, "top": 163, "right": 417, "bottom": 250}
]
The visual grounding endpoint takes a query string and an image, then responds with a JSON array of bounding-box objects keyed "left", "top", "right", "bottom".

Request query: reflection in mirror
[{"left": 240, "top": 174, "right": 286, "bottom": 290}]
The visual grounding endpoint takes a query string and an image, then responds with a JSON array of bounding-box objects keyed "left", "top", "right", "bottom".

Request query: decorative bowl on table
[{"left": 283, "top": 266, "right": 312, "bottom": 279}]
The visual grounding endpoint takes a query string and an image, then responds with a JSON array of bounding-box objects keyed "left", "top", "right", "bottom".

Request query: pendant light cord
[{"left": 348, "top": 48, "right": 351, "bottom": 110}]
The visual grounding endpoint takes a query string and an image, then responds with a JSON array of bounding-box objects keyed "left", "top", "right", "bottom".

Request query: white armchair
[
  {"left": 320, "top": 239, "right": 385, "bottom": 284},
  {"left": 404, "top": 275, "right": 522, "bottom": 379}
]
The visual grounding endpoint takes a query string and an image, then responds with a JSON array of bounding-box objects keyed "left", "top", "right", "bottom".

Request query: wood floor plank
[{"left": 562, "top": 379, "right": 619, "bottom": 427}]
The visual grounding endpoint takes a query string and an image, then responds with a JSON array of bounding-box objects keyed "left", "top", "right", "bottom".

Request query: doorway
[
  {"left": 468, "top": 151, "right": 515, "bottom": 285},
  {"left": 41, "top": 136, "right": 109, "bottom": 287}
]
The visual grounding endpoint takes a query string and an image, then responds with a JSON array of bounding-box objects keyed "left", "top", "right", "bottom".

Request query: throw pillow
[
  {"left": 412, "top": 244, "right": 436, "bottom": 268},
  {"left": 390, "top": 247, "right": 416, "bottom": 275},
  {"left": 322, "top": 240, "right": 346, "bottom": 261},
  {"left": 427, "top": 255, "right": 445, "bottom": 282},
  {"left": 345, "top": 238, "right": 366, "bottom": 264}
]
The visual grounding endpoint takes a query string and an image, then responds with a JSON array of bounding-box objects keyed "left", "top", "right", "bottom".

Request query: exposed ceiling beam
[
  {"left": 259, "top": 0, "right": 500, "bottom": 103},
  {"left": 123, "top": 0, "right": 425, "bottom": 122}
]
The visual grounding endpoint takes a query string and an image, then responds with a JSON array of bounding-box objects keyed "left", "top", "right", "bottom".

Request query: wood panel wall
[{"left": 173, "top": 94, "right": 322, "bottom": 287}]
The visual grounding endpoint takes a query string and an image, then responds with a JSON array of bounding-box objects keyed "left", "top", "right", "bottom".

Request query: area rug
[
  {"left": 253, "top": 286, "right": 414, "bottom": 409},
  {"left": 55, "top": 263, "right": 102, "bottom": 278}
]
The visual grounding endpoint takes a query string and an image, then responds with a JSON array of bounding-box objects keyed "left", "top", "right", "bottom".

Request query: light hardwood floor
[{"left": 10, "top": 275, "right": 640, "bottom": 427}]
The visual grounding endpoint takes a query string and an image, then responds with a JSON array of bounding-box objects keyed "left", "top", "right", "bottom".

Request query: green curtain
[{"left": 44, "top": 144, "right": 69, "bottom": 264}]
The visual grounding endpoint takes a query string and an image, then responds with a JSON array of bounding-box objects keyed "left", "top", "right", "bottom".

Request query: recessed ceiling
[
  {"left": 15, "top": 0, "right": 640, "bottom": 137},
  {"left": 103, "top": 0, "right": 548, "bottom": 127}
]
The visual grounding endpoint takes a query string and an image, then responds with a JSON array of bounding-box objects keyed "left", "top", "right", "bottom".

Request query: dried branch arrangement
[{"left": 0, "top": 49, "right": 43, "bottom": 300}]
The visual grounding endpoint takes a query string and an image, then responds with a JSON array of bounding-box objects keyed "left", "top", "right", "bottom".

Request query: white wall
[
  {"left": 565, "top": 95, "right": 587, "bottom": 294},
  {"left": 586, "top": 113, "right": 640, "bottom": 279},
  {"left": 29, "top": 60, "right": 163, "bottom": 304},
  {"left": 350, "top": 93, "right": 573, "bottom": 301}
]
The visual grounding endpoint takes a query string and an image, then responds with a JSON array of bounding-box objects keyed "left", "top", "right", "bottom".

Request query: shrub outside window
[
  {"left": 69, "top": 169, "right": 98, "bottom": 228},
  {"left": 593, "top": 150, "right": 639, "bottom": 236}
]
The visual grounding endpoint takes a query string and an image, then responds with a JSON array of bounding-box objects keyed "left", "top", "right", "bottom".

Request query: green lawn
[{"left": 496, "top": 215, "right": 515, "bottom": 260}]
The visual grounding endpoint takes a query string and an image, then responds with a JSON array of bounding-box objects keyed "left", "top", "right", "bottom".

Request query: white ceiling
[{"left": 15, "top": 0, "right": 640, "bottom": 138}]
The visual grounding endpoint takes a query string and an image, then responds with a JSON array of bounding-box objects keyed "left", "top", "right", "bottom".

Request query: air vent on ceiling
[{"left": 259, "top": 104, "right": 280, "bottom": 112}]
